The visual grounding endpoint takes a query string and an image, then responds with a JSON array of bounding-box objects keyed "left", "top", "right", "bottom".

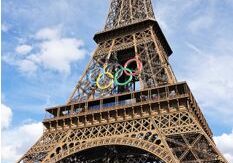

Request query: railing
[{"left": 44, "top": 82, "right": 189, "bottom": 120}]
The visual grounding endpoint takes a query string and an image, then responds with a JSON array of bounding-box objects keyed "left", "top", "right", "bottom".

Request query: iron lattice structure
[{"left": 19, "top": 0, "right": 227, "bottom": 163}]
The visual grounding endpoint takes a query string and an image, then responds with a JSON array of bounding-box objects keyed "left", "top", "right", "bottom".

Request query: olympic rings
[
  {"left": 114, "top": 67, "right": 133, "bottom": 86},
  {"left": 88, "top": 55, "right": 143, "bottom": 90},
  {"left": 124, "top": 56, "right": 142, "bottom": 76}
]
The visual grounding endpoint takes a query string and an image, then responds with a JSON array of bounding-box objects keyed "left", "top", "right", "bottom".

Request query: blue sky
[{"left": 1, "top": 0, "right": 233, "bottom": 162}]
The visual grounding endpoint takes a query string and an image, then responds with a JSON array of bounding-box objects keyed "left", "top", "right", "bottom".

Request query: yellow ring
[{"left": 96, "top": 72, "right": 114, "bottom": 90}]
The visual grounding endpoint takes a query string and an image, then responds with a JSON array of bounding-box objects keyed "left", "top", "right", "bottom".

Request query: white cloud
[
  {"left": 35, "top": 27, "right": 60, "bottom": 40},
  {"left": 1, "top": 104, "right": 13, "bottom": 130},
  {"left": 33, "top": 27, "right": 86, "bottom": 74},
  {"left": 1, "top": 122, "right": 43, "bottom": 163},
  {"left": 37, "top": 37, "right": 86, "bottom": 73},
  {"left": 18, "top": 59, "right": 38, "bottom": 74},
  {"left": 2, "top": 55, "right": 37, "bottom": 75},
  {"left": 1, "top": 103, "right": 43, "bottom": 163},
  {"left": 16, "top": 44, "right": 33, "bottom": 55},
  {"left": 3, "top": 26, "right": 87, "bottom": 75},
  {"left": 214, "top": 131, "right": 233, "bottom": 163}
]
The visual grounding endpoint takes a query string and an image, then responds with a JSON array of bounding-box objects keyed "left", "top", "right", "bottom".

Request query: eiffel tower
[{"left": 18, "top": 0, "right": 228, "bottom": 163}]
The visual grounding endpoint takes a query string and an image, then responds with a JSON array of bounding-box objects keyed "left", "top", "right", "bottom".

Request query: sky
[{"left": 1, "top": 0, "right": 233, "bottom": 162}]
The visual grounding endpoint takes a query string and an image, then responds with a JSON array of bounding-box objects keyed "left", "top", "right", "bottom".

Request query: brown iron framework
[{"left": 19, "top": 0, "right": 227, "bottom": 163}]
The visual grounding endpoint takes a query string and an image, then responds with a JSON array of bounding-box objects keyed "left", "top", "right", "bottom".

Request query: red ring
[{"left": 124, "top": 57, "right": 142, "bottom": 76}]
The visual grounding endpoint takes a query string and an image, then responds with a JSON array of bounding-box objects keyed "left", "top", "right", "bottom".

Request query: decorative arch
[{"left": 42, "top": 136, "right": 176, "bottom": 163}]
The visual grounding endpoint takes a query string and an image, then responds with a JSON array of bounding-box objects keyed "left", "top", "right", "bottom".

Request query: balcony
[{"left": 44, "top": 82, "right": 189, "bottom": 121}]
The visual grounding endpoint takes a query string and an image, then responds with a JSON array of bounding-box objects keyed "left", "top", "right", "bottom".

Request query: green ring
[{"left": 114, "top": 67, "right": 133, "bottom": 86}]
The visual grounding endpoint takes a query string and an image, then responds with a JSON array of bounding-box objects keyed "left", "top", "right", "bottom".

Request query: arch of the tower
[
  {"left": 46, "top": 137, "right": 175, "bottom": 163},
  {"left": 58, "top": 145, "right": 165, "bottom": 163}
]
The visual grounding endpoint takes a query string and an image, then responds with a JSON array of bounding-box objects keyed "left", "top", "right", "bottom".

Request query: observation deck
[{"left": 43, "top": 82, "right": 212, "bottom": 137}]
